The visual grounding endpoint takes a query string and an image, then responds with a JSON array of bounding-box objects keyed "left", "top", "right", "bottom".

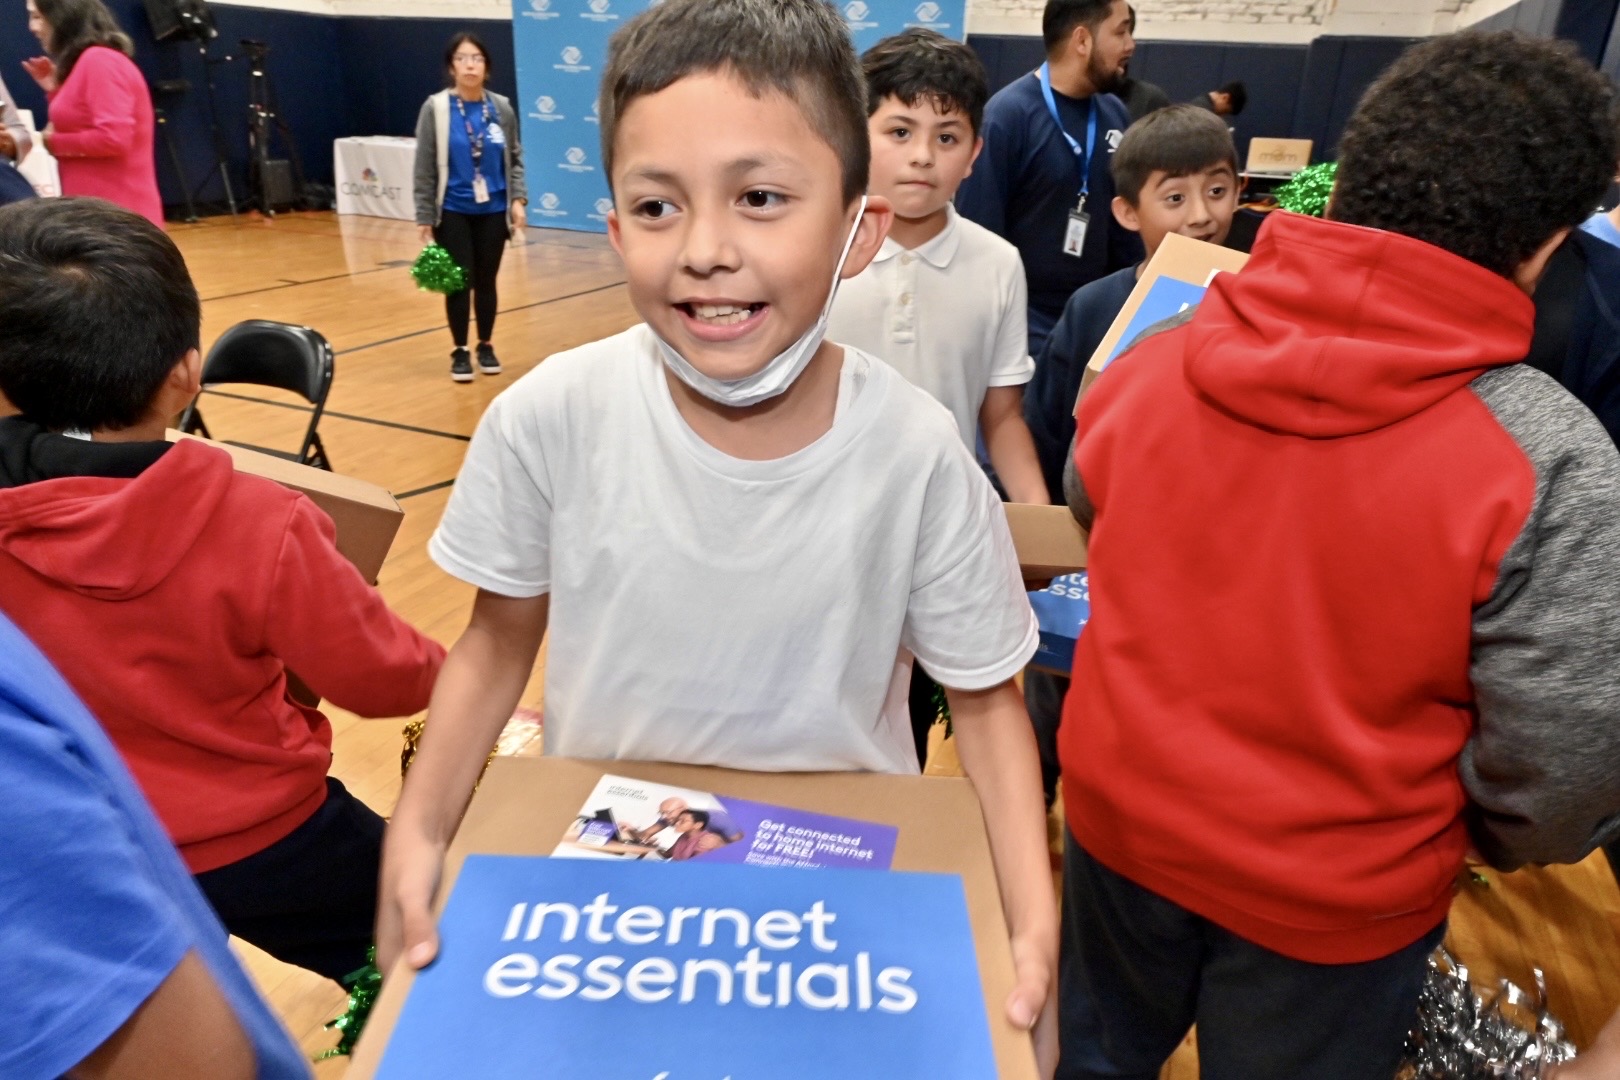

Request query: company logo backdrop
[{"left": 514, "top": 0, "right": 966, "bottom": 233}]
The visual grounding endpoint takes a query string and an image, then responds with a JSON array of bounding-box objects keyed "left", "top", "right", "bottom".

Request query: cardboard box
[
  {"left": 165, "top": 430, "right": 402, "bottom": 584},
  {"left": 1006, "top": 501, "right": 1088, "bottom": 579},
  {"left": 1077, "top": 232, "right": 1251, "bottom": 404},
  {"left": 347, "top": 756, "right": 1040, "bottom": 1080},
  {"left": 1244, "top": 136, "right": 1313, "bottom": 178}
]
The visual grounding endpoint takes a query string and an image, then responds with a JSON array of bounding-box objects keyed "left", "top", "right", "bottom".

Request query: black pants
[
  {"left": 435, "top": 209, "right": 508, "bottom": 348},
  {"left": 1058, "top": 835, "right": 1445, "bottom": 1080},
  {"left": 194, "top": 777, "right": 383, "bottom": 984},
  {"left": 1024, "top": 668, "right": 1067, "bottom": 806}
]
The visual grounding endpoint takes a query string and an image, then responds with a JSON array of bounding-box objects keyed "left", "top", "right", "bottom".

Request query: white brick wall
[{"left": 966, "top": 0, "right": 1469, "bottom": 40}]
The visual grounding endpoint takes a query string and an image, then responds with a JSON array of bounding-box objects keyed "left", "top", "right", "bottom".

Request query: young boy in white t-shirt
[
  {"left": 828, "top": 28, "right": 1048, "bottom": 507},
  {"left": 377, "top": 0, "right": 1058, "bottom": 1066}
]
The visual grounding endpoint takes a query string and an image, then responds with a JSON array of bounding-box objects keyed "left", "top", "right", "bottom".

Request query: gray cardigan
[{"left": 413, "top": 89, "right": 527, "bottom": 226}]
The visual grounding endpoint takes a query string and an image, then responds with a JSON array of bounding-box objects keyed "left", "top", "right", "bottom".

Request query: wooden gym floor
[{"left": 168, "top": 212, "right": 1620, "bottom": 1076}]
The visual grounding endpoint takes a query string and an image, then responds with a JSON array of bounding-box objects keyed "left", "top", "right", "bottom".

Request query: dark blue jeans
[
  {"left": 1058, "top": 835, "right": 1445, "bottom": 1080},
  {"left": 194, "top": 776, "right": 383, "bottom": 984}
]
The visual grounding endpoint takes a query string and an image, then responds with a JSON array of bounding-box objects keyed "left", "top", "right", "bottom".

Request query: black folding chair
[{"left": 178, "top": 319, "right": 335, "bottom": 470}]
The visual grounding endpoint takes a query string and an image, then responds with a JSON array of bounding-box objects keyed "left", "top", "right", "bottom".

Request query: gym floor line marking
[
  {"left": 336, "top": 279, "right": 626, "bottom": 357},
  {"left": 395, "top": 479, "right": 457, "bottom": 500},
  {"left": 195, "top": 389, "right": 473, "bottom": 442},
  {"left": 201, "top": 263, "right": 399, "bottom": 302}
]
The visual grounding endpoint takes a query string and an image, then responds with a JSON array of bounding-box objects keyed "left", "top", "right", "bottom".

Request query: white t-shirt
[
  {"left": 430, "top": 325, "right": 1038, "bottom": 774},
  {"left": 828, "top": 206, "right": 1034, "bottom": 449}
]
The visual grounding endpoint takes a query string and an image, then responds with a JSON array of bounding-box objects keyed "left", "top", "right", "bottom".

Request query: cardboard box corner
[{"left": 164, "top": 429, "right": 403, "bottom": 584}]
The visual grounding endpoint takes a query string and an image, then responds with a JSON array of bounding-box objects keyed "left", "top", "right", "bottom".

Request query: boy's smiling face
[
  {"left": 867, "top": 95, "right": 981, "bottom": 223},
  {"left": 607, "top": 71, "right": 884, "bottom": 384},
  {"left": 1114, "top": 164, "right": 1238, "bottom": 255}
]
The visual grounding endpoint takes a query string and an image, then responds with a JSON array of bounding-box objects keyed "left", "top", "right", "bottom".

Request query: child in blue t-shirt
[{"left": 0, "top": 611, "right": 310, "bottom": 1080}]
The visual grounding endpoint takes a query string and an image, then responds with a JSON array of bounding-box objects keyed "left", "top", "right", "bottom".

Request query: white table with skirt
[{"left": 334, "top": 135, "right": 416, "bottom": 221}]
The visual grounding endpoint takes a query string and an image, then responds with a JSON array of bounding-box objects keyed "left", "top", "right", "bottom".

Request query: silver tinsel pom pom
[{"left": 1399, "top": 949, "right": 1576, "bottom": 1079}]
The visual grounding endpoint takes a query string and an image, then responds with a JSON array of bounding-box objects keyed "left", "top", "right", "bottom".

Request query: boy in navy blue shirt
[
  {"left": 1022, "top": 105, "right": 1236, "bottom": 808},
  {"left": 956, "top": 0, "right": 1143, "bottom": 354},
  {"left": 1026, "top": 104, "right": 1238, "bottom": 502}
]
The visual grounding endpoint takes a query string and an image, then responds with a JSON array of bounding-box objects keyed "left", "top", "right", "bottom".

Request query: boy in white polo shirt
[
  {"left": 828, "top": 28, "right": 1049, "bottom": 508},
  {"left": 377, "top": 0, "right": 1058, "bottom": 1067}
]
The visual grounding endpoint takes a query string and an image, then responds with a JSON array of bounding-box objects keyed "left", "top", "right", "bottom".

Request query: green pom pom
[
  {"left": 1273, "top": 161, "right": 1338, "bottom": 218},
  {"left": 411, "top": 243, "right": 467, "bottom": 295}
]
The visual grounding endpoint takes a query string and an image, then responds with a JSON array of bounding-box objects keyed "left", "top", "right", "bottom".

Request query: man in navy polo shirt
[{"left": 957, "top": 0, "right": 1143, "bottom": 355}]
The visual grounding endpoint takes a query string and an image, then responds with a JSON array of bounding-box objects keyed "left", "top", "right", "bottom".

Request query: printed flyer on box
[
  {"left": 373, "top": 855, "right": 997, "bottom": 1079},
  {"left": 553, "top": 774, "right": 899, "bottom": 870}
]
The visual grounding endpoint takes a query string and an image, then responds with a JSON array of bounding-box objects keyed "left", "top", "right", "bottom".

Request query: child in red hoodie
[
  {"left": 0, "top": 196, "right": 446, "bottom": 985},
  {"left": 1056, "top": 33, "right": 1620, "bottom": 1079}
]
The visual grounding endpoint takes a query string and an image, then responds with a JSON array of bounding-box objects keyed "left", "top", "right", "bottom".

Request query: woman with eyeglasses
[{"left": 413, "top": 32, "right": 528, "bottom": 383}]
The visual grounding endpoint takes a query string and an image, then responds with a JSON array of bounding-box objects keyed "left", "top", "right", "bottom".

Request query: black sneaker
[
  {"left": 450, "top": 347, "right": 474, "bottom": 383},
  {"left": 476, "top": 342, "right": 502, "bottom": 376}
]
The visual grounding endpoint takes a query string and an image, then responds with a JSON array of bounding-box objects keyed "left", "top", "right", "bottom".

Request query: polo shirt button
[{"left": 900, "top": 293, "right": 912, "bottom": 305}]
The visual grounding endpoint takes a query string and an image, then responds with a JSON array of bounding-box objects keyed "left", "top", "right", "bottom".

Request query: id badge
[
  {"left": 1063, "top": 207, "right": 1090, "bottom": 257},
  {"left": 472, "top": 172, "right": 490, "bottom": 204}
]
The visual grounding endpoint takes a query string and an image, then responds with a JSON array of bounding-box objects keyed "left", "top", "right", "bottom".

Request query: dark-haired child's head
[
  {"left": 597, "top": 0, "right": 890, "bottom": 394},
  {"left": 1209, "top": 81, "right": 1246, "bottom": 117},
  {"left": 1110, "top": 105, "right": 1238, "bottom": 258},
  {"left": 675, "top": 809, "right": 710, "bottom": 833},
  {"left": 862, "top": 29, "right": 988, "bottom": 226},
  {"left": 1043, "top": 0, "right": 1133, "bottom": 95},
  {"left": 1334, "top": 31, "right": 1620, "bottom": 286},
  {"left": 0, "top": 197, "right": 201, "bottom": 434}
]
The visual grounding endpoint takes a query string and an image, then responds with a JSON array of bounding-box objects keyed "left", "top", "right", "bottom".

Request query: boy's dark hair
[
  {"left": 1112, "top": 105, "right": 1237, "bottom": 205},
  {"left": 861, "top": 28, "right": 990, "bottom": 135},
  {"left": 443, "top": 32, "right": 492, "bottom": 82},
  {"left": 35, "top": 0, "right": 133, "bottom": 83},
  {"left": 680, "top": 809, "right": 711, "bottom": 828},
  {"left": 1334, "top": 31, "right": 1620, "bottom": 278},
  {"left": 1043, "top": 0, "right": 1115, "bottom": 56},
  {"left": 0, "top": 198, "right": 200, "bottom": 432},
  {"left": 600, "top": 0, "right": 868, "bottom": 204},
  {"left": 1217, "top": 81, "right": 1247, "bottom": 115}
]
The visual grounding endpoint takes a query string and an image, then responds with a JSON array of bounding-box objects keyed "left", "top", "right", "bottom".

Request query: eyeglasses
[{"left": 453, "top": 53, "right": 486, "bottom": 64}]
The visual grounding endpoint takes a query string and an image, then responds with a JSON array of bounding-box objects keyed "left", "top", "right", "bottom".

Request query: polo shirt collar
[{"left": 872, "top": 204, "right": 961, "bottom": 269}]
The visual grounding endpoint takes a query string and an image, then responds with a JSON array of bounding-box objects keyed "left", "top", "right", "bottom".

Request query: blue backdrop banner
[{"left": 513, "top": 0, "right": 968, "bottom": 234}]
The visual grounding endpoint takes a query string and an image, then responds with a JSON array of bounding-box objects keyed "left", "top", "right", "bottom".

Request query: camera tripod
[{"left": 242, "top": 39, "right": 308, "bottom": 215}]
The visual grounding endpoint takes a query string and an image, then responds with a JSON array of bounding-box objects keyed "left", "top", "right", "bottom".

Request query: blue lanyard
[
  {"left": 455, "top": 95, "right": 491, "bottom": 168},
  {"left": 1037, "top": 63, "right": 1097, "bottom": 204}
]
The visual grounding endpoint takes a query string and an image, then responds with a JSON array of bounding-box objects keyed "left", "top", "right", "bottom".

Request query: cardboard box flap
[
  {"left": 165, "top": 430, "right": 403, "bottom": 584},
  {"left": 1006, "top": 502, "right": 1087, "bottom": 578},
  {"left": 1078, "top": 233, "right": 1251, "bottom": 403}
]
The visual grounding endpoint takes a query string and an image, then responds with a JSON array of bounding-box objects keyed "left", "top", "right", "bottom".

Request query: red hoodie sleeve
[
  {"left": 47, "top": 50, "right": 139, "bottom": 159},
  {"left": 261, "top": 496, "right": 445, "bottom": 717}
]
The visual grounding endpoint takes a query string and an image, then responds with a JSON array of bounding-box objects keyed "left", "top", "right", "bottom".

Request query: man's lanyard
[
  {"left": 455, "top": 95, "right": 491, "bottom": 170},
  {"left": 1037, "top": 63, "right": 1097, "bottom": 212}
]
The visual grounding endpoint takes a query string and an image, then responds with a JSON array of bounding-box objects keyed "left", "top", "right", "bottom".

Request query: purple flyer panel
[{"left": 700, "top": 796, "right": 899, "bottom": 870}]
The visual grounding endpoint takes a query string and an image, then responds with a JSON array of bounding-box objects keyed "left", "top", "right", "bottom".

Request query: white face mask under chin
[{"left": 654, "top": 196, "right": 868, "bottom": 409}]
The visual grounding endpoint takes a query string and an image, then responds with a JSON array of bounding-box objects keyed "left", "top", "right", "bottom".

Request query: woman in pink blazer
[{"left": 24, "top": 0, "right": 163, "bottom": 227}]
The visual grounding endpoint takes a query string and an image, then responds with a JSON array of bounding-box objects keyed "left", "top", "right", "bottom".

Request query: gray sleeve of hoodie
[
  {"left": 498, "top": 95, "right": 527, "bottom": 206},
  {"left": 413, "top": 97, "right": 438, "bottom": 226},
  {"left": 1463, "top": 363, "right": 1620, "bottom": 870}
]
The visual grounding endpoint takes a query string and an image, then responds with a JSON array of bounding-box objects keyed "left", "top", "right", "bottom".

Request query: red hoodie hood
[
  {"left": 0, "top": 438, "right": 233, "bottom": 600},
  {"left": 1184, "top": 212, "right": 1536, "bottom": 436}
]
